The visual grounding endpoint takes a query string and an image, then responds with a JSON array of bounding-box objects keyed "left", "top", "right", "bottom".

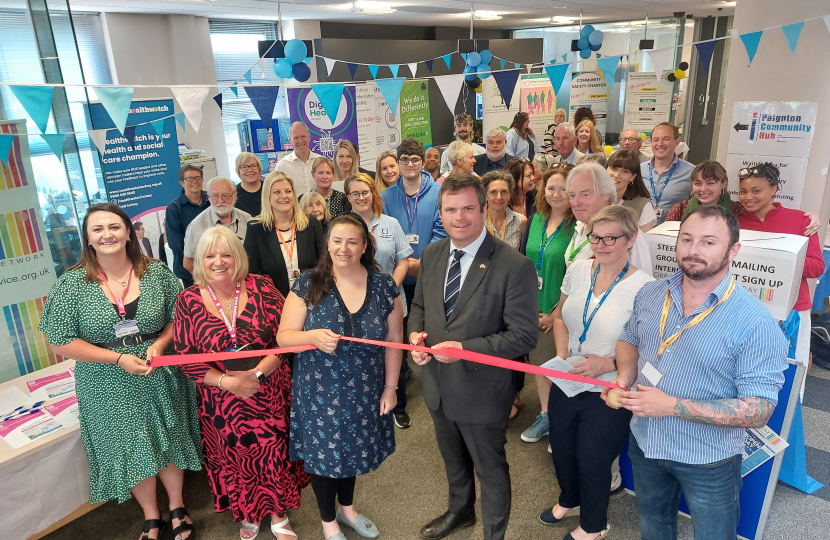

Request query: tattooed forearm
[{"left": 673, "top": 397, "right": 774, "bottom": 428}]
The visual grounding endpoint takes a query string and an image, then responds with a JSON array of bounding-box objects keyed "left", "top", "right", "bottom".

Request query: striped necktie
[{"left": 444, "top": 249, "right": 464, "bottom": 317}]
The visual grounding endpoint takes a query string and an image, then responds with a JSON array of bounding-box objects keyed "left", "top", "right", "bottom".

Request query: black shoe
[
  {"left": 420, "top": 509, "right": 476, "bottom": 539},
  {"left": 394, "top": 410, "right": 411, "bottom": 429}
]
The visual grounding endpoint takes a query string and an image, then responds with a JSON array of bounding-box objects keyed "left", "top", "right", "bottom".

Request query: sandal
[
  {"left": 271, "top": 517, "right": 297, "bottom": 538},
  {"left": 139, "top": 518, "right": 166, "bottom": 540},
  {"left": 170, "top": 507, "right": 196, "bottom": 540},
  {"left": 509, "top": 396, "right": 524, "bottom": 421},
  {"left": 240, "top": 520, "right": 261, "bottom": 540}
]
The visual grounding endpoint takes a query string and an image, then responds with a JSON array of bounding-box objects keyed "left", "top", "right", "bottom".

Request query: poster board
[
  {"left": 287, "top": 86, "right": 359, "bottom": 159},
  {"left": 724, "top": 154, "right": 808, "bottom": 209},
  {"left": 569, "top": 72, "right": 609, "bottom": 141},
  {"left": 622, "top": 72, "right": 673, "bottom": 136},
  {"left": 355, "top": 84, "right": 377, "bottom": 170},
  {"left": 519, "top": 74, "right": 556, "bottom": 141},
  {"left": 482, "top": 74, "right": 520, "bottom": 136},
  {"left": 400, "top": 80, "right": 432, "bottom": 148}
]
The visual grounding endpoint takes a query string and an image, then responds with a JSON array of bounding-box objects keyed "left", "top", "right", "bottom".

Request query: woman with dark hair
[
  {"left": 506, "top": 111, "right": 538, "bottom": 159},
  {"left": 482, "top": 170, "right": 526, "bottom": 251},
  {"left": 606, "top": 149, "right": 657, "bottom": 232},
  {"left": 277, "top": 213, "right": 404, "bottom": 540},
  {"left": 39, "top": 203, "right": 202, "bottom": 540},
  {"left": 664, "top": 160, "right": 743, "bottom": 222},
  {"left": 506, "top": 157, "right": 537, "bottom": 218}
]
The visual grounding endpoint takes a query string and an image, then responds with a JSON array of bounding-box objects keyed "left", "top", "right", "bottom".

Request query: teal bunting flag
[
  {"left": 368, "top": 65, "right": 380, "bottom": 79},
  {"left": 739, "top": 31, "right": 763, "bottom": 66},
  {"left": 244, "top": 70, "right": 252, "bottom": 84},
  {"left": 310, "top": 83, "right": 345, "bottom": 122},
  {"left": 150, "top": 118, "right": 166, "bottom": 139},
  {"left": 0, "top": 134, "right": 14, "bottom": 166},
  {"left": 544, "top": 64, "right": 569, "bottom": 94},
  {"left": 230, "top": 86, "right": 239, "bottom": 98},
  {"left": 781, "top": 22, "right": 803, "bottom": 55},
  {"left": 374, "top": 78, "right": 405, "bottom": 114},
  {"left": 94, "top": 86, "right": 134, "bottom": 135},
  {"left": 9, "top": 86, "right": 54, "bottom": 133},
  {"left": 41, "top": 133, "right": 64, "bottom": 161},
  {"left": 304, "top": 57, "right": 312, "bottom": 65},
  {"left": 442, "top": 54, "right": 452, "bottom": 70},
  {"left": 461, "top": 53, "right": 467, "bottom": 62},
  {"left": 499, "top": 59, "right": 506, "bottom": 69},
  {"left": 596, "top": 57, "right": 620, "bottom": 90},
  {"left": 389, "top": 65, "right": 400, "bottom": 78},
  {"left": 175, "top": 112, "right": 187, "bottom": 133}
]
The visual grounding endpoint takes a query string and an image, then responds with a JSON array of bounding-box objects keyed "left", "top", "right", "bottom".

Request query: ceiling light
[
  {"left": 458, "top": 10, "right": 503, "bottom": 20},
  {"left": 551, "top": 16, "right": 576, "bottom": 23},
  {"left": 354, "top": 1, "right": 395, "bottom": 14}
]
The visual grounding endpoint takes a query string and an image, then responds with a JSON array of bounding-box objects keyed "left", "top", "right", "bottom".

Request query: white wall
[
  {"left": 715, "top": 0, "right": 830, "bottom": 242},
  {"left": 100, "top": 13, "right": 230, "bottom": 177}
]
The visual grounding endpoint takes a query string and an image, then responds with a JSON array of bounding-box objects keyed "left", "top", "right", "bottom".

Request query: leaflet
[
  {"left": 540, "top": 356, "right": 604, "bottom": 397},
  {"left": 44, "top": 395, "right": 80, "bottom": 428},
  {"left": 26, "top": 370, "right": 75, "bottom": 401},
  {"left": 742, "top": 425, "right": 789, "bottom": 477},
  {"left": 0, "top": 410, "right": 63, "bottom": 449},
  {"left": 0, "top": 386, "right": 34, "bottom": 417}
]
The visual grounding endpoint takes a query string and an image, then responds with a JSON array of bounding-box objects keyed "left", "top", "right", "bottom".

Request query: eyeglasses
[
  {"left": 619, "top": 137, "right": 640, "bottom": 143},
  {"left": 399, "top": 157, "right": 422, "bottom": 166},
  {"left": 183, "top": 176, "right": 203, "bottom": 183},
  {"left": 239, "top": 164, "right": 259, "bottom": 172},
  {"left": 588, "top": 234, "right": 625, "bottom": 246},
  {"left": 738, "top": 163, "right": 780, "bottom": 184},
  {"left": 348, "top": 190, "right": 372, "bottom": 200},
  {"left": 209, "top": 193, "right": 234, "bottom": 202}
]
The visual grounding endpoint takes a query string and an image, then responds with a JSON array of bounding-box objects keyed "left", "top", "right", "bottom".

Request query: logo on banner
[{"left": 0, "top": 209, "right": 44, "bottom": 259}]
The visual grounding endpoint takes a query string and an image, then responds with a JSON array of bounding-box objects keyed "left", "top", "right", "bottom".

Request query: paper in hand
[{"left": 540, "top": 356, "right": 604, "bottom": 397}]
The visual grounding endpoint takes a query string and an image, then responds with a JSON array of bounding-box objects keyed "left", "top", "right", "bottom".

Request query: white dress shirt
[
  {"left": 443, "top": 226, "right": 488, "bottom": 296},
  {"left": 275, "top": 150, "right": 322, "bottom": 196}
]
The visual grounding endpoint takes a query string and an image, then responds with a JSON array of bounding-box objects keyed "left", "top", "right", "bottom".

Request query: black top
[
  {"left": 111, "top": 296, "right": 139, "bottom": 320},
  {"left": 235, "top": 182, "right": 263, "bottom": 217},
  {"left": 358, "top": 167, "right": 376, "bottom": 180},
  {"left": 165, "top": 189, "right": 210, "bottom": 280}
]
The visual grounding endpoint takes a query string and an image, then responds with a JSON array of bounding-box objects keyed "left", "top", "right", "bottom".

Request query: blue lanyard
[
  {"left": 536, "top": 218, "right": 565, "bottom": 271},
  {"left": 579, "top": 262, "right": 629, "bottom": 351},
  {"left": 404, "top": 189, "right": 420, "bottom": 234},
  {"left": 648, "top": 159, "right": 678, "bottom": 206}
]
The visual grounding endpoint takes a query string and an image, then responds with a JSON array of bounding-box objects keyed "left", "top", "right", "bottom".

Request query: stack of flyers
[
  {"left": 26, "top": 370, "right": 75, "bottom": 401},
  {"left": 0, "top": 410, "right": 63, "bottom": 449},
  {"left": 44, "top": 395, "right": 80, "bottom": 428}
]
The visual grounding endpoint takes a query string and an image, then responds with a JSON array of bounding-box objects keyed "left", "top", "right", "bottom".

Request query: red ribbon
[{"left": 150, "top": 336, "right": 620, "bottom": 389}]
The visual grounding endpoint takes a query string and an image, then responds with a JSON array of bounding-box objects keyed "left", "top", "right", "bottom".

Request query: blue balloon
[
  {"left": 579, "top": 48, "right": 592, "bottom": 59},
  {"left": 273, "top": 58, "right": 293, "bottom": 79},
  {"left": 284, "top": 39, "right": 307, "bottom": 64},
  {"left": 580, "top": 24, "right": 595, "bottom": 38},
  {"left": 577, "top": 37, "right": 589, "bottom": 50},
  {"left": 477, "top": 63, "right": 491, "bottom": 79},
  {"left": 479, "top": 50, "right": 492, "bottom": 65},
  {"left": 589, "top": 41, "right": 602, "bottom": 52},
  {"left": 292, "top": 61, "right": 311, "bottom": 82},
  {"left": 589, "top": 30, "right": 604, "bottom": 47},
  {"left": 463, "top": 65, "right": 477, "bottom": 81},
  {"left": 466, "top": 51, "right": 481, "bottom": 67}
]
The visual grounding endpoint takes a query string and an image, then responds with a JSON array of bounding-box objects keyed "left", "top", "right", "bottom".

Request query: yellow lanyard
[
  {"left": 658, "top": 279, "right": 735, "bottom": 356},
  {"left": 486, "top": 213, "right": 507, "bottom": 241}
]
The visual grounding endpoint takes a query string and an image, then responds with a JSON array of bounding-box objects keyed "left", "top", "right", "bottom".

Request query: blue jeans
[{"left": 628, "top": 436, "right": 742, "bottom": 540}]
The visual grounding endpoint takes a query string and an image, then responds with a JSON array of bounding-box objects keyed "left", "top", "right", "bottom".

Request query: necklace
[{"left": 103, "top": 269, "right": 130, "bottom": 288}]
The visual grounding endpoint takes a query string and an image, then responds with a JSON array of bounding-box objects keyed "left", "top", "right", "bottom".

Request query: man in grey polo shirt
[
  {"left": 183, "top": 176, "right": 252, "bottom": 272},
  {"left": 640, "top": 122, "right": 695, "bottom": 225}
]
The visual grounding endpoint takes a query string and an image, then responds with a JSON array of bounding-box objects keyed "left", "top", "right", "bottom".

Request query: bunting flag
[
  {"left": 368, "top": 65, "right": 380, "bottom": 79},
  {"left": 375, "top": 77, "right": 405, "bottom": 114},
  {"left": 526, "top": 64, "right": 534, "bottom": 74},
  {"left": 561, "top": 52, "right": 568, "bottom": 63},
  {"left": 544, "top": 63, "right": 569, "bottom": 94},
  {"left": 324, "top": 57, "right": 337, "bottom": 76},
  {"left": 212, "top": 93, "right": 223, "bottom": 111},
  {"left": 514, "top": 62, "right": 522, "bottom": 70},
  {"left": 461, "top": 53, "right": 467, "bottom": 62},
  {"left": 9, "top": 86, "right": 54, "bottom": 133},
  {"left": 258, "top": 58, "right": 265, "bottom": 76},
  {"left": 491, "top": 70, "right": 520, "bottom": 109},
  {"left": 94, "top": 86, "right": 134, "bottom": 135},
  {"left": 596, "top": 56, "right": 620, "bottom": 90},
  {"left": 174, "top": 112, "right": 187, "bottom": 133},
  {"left": 694, "top": 40, "right": 718, "bottom": 74},
  {"left": 310, "top": 83, "right": 345, "bottom": 121},
  {"left": 0, "top": 134, "right": 14, "bottom": 166},
  {"left": 425, "top": 59, "right": 434, "bottom": 73},
  {"left": 781, "top": 22, "right": 803, "bottom": 55},
  {"left": 124, "top": 125, "right": 137, "bottom": 150},
  {"left": 150, "top": 118, "right": 166, "bottom": 140},
  {"left": 347, "top": 63, "right": 358, "bottom": 79},
  {"left": 244, "top": 85, "right": 280, "bottom": 129},
  {"left": 499, "top": 59, "right": 506, "bottom": 70},
  {"left": 647, "top": 48, "right": 672, "bottom": 75},
  {"left": 407, "top": 63, "right": 418, "bottom": 77},
  {"left": 170, "top": 87, "right": 211, "bottom": 133},
  {"left": 244, "top": 70, "right": 252, "bottom": 84},
  {"left": 304, "top": 57, "right": 312, "bottom": 66},
  {"left": 442, "top": 54, "right": 452, "bottom": 70},
  {"left": 87, "top": 129, "right": 107, "bottom": 156},
  {"left": 230, "top": 86, "right": 239, "bottom": 98},
  {"left": 739, "top": 31, "right": 763, "bottom": 66},
  {"left": 41, "top": 133, "right": 64, "bottom": 161},
  {"left": 389, "top": 64, "right": 400, "bottom": 78},
  {"left": 434, "top": 74, "right": 465, "bottom": 114}
]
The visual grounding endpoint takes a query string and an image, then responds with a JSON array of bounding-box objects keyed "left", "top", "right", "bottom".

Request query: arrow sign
[{"left": 733, "top": 122, "right": 749, "bottom": 132}]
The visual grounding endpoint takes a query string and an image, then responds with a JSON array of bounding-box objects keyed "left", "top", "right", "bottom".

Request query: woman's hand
[
  {"left": 569, "top": 354, "right": 616, "bottom": 379},
  {"left": 538, "top": 311, "right": 556, "bottom": 333},
  {"left": 119, "top": 354, "right": 154, "bottom": 376},
  {"left": 803, "top": 211, "right": 820, "bottom": 236},
  {"left": 143, "top": 342, "right": 166, "bottom": 375},
  {"left": 379, "top": 388, "right": 397, "bottom": 416},
  {"left": 222, "top": 372, "right": 260, "bottom": 399},
  {"left": 309, "top": 329, "right": 341, "bottom": 354},
  {"left": 409, "top": 332, "right": 431, "bottom": 365}
]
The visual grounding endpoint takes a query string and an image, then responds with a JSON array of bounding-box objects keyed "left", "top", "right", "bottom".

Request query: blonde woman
[
  {"left": 374, "top": 150, "right": 399, "bottom": 192},
  {"left": 576, "top": 119, "right": 606, "bottom": 166},
  {"left": 243, "top": 172, "right": 325, "bottom": 296},
  {"left": 234, "top": 152, "right": 264, "bottom": 217},
  {"left": 436, "top": 140, "right": 476, "bottom": 183},
  {"left": 300, "top": 191, "right": 331, "bottom": 229},
  {"left": 303, "top": 156, "right": 351, "bottom": 218},
  {"left": 333, "top": 140, "right": 359, "bottom": 184}
]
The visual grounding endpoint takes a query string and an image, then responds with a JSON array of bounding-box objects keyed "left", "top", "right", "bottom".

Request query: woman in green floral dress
[{"left": 39, "top": 203, "right": 202, "bottom": 540}]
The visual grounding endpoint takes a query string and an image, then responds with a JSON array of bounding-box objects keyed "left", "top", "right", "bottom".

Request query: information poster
[
  {"left": 482, "top": 74, "right": 521, "bottom": 136},
  {"left": 355, "top": 84, "right": 377, "bottom": 170},
  {"left": 89, "top": 99, "right": 181, "bottom": 221},
  {"left": 374, "top": 85, "right": 401, "bottom": 161},
  {"left": 0, "top": 121, "right": 62, "bottom": 384},
  {"left": 288, "top": 86, "right": 359, "bottom": 160},
  {"left": 728, "top": 101, "right": 818, "bottom": 158},
  {"left": 400, "top": 80, "right": 432, "bottom": 148},
  {"left": 519, "top": 74, "right": 556, "bottom": 141},
  {"left": 725, "top": 154, "right": 808, "bottom": 209},
  {"left": 623, "top": 72, "right": 673, "bottom": 136},
  {"left": 569, "top": 72, "right": 609, "bottom": 141}
]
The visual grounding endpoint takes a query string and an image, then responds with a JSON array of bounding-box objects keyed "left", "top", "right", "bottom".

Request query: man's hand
[
  {"left": 617, "top": 385, "right": 676, "bottom": 418},
  {"left": 432, "top": 341, "right": 463, "bottom": 363},
  {"left": 409, "top": 332, "right": 431, "bottom": 365},
  {"left": 600, "top": 375, "right": 632, "bottom": 409}
]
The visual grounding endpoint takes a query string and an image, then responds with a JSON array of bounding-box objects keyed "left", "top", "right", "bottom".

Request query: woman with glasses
[
  {"left": 540, "top": 205, "right": 653, "bottom": 540},
  {"left": 506, "top": 112, "right": 538, "bottom": 159},
  {"left": 300, "top": 191, "right": 332, "bottom": 229},
  {"left": 437, "top": 140, "right": 476, "bottom": 184},
  {"left": 235, "top": 152, "right": 264, "bottom": 217},
  {"left": 374, "top": 151, "right": 399, "bottom": 193},
  {"left": 506, "top": 157, "right": 537, "bottom": 218},
  {"left": 302, "top": 157, "right": 351, "bottom": 219},
  {"left": 244, "top": 172, "right": 325, "bottom": 297},
  {"left": 738, "top": 163, "right": 825, "bottom": 373},
  {"left": 606, "top": 150, "right": 657, "bottom": 232},
  {"left": 576, "top": 120, "right": 606, "bottom": 166},
  {"left": 333, "top": 140, "right": 360, "bottom": 185}
]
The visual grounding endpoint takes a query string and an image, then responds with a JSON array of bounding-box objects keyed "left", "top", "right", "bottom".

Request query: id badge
[
  {"left": 537, "top": 276, "right": 544, "bottom": 290},
  {"left": 406, "top": 234, "right": 419, "bottom": 245},
  {"left": 225, "top": 347, "right": 239, "bottom": 352},
  {"left": 642, "top": 361, "right": 663, "bottom": 386},
  {"left": 654, "top": 208, "right": 663, "bottom": 218},
  {"left": 114, "top": 319, "right": 140, "bottom": 338}
]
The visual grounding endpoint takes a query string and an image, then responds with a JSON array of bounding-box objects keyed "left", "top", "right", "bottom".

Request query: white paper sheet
[
  {"left": 540, "top": 356, "right": 604, "bottom": 397},
  {"left": 0, "top": 410, "right": 64, "bottom": 449},
  {"left": 44, "top": 395, "right": 80, "bottom": 428},
  {"left": 0, "top": 386, "right": 34, "bottom": 417},
  {"left": 26, "top": 370, "right": 75, "bottom": 401}
]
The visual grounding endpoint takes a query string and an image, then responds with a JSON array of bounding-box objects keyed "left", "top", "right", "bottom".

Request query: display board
[
  {"left": 622, "top": 72, "right": 673, "bottom": 136},
  {"left": 372, "top": 84, "right": 401, "bottom": 170},
  {"left": 400, "top": 80, "right": 432, "bottom": 148},
  {"left": 287, "top": 86, "right": 359, "bottom": 159},
  {"left": 519, "top": 74, "right": 557, "bottom": 142},
  {"left": 355, "top": 84, "right": 377, "bottom": 169},
  {"left": 482, "top": 74, "right": 520, "bottom": 135},
  {"left": 725, "top": 154, "right": 808, "bottom": 209},
  {"left": 569, "top": 72, "right": 609, "bottom": 141}
]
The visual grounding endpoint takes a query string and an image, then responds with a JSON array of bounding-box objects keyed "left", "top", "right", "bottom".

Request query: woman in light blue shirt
[{"left": 506, "top": 112, "right": 538, "bottom": 159}]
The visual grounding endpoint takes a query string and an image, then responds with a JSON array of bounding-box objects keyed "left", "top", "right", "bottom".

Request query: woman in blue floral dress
[{"left": 277, "top": 213, "right": 403, "bottom": 540}]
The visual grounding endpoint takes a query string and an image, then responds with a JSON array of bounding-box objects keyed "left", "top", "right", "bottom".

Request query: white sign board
[
  {"left": 728, "top": 101, "right": 818, "bottom": 158},
  {"left": 724, "top": 153, "right": 808, "bottom": 209},
  {"left": 355, "top": 84, "right": 377, "bottom": 170},
  {"left": 482, "top": 74, "right": 520, "bottom": 135},
  {"left": 623, "top": 72, "right": 673, "bottom": 136},
  {"left": 519, "top": 74, "right": 557, "bottom": 143},
  {"left": 569, "top": 72, "right": 609, "bottom": 141},
  {"left": 374, "top": 84, "right": 401, "bottom": 165}
]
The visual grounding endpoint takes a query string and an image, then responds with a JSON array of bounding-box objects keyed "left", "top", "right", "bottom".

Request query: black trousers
[
  {"left": 548, "top": 385, "right": 632, "bottom": 533},
  {"left": 395, "top": 282, "right": 417, "bottom": 414},
  {"left": 430, "top": 404, "right": 511, "bottom": 540},
  {"left": 309, "top": 474, "right": 356, "bottom": 522}
]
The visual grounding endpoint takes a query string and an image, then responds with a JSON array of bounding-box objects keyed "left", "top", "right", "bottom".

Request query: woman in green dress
[{"left": 39, "top": 203, "right": 202, "bottom": 540}]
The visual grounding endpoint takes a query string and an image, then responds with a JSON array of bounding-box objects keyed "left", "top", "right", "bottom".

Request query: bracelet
[
  {"left": 115, "top": 353, "right": 123, "bottom": 367},
  {"left": 217, "top": 373, "right": 226, "bottom": 390},
  {"left": 384, "top": 385, "right": 398, "bottom": 390}
]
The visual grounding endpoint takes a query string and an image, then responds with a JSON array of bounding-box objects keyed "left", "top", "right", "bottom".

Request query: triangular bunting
[
  {"left": 87, "top": 129, "right": 107, "bottom": 156},
  {"left": 433, "top": 74, "right": 465, "bottom": 114},
  {"left": 740, "top": 31, "right": 763, "bottom": 66},
  {"left": 41, "top": 134, "right": 64, "bottom": 161},
  {"left": 124, "top": 125, "right": 137, "bottom": 150},
  {"left": 694, "top": 40, "right": 718, "bottom": 74},
  {"left": 526, "top": 64, "right": 533, "bottom": 74},
  {"left": 311, "top": 83, "right": 345, "bottom": 122},
  {"left": 425, "top": 60, "right": 434, "bottom": 73},
  {"left": 442, "top": 54, "right": 452, "bottom": 70},
  {"left": 461, "top": 53, "right": 467, "bottom": 62},
  {"left": 596, "top": 57, "right": 620, "bottom": 90},
  {"left": 0, "top": 135, "right": 14, "bottom": 166},
  {"left": 375, "top": 78, "right": 405, "bottom": 114},
  {"left": 324, "top": 57, "right": 337, "bottom": 76},
  {"left": 368, "top": 65, "right": 380, "bottom": 79},
  {"left": 389, "top": 64, "right": 400, "bottom": 78},
  {"left": 499, "top": 59, "right": 506, "bottom": 69},
  {"left": 304, "top": 57, "right": 312, "bottom": 66},
  {"left": 9, "top": 86, "right": 54, "bottom": 133},
  {"left": 491, "top": 70, "right": 520, "bottom": 109},
  {"left": 347, "top": 63, "right": 358, "bottom": 79},
  {"left": 175, "top": 112, "right": 187, "bottom": 133},
  {"left": 407, "top": 63, "right": 418, "bottom": 77},
  {"left": 781, "top": 22, "right": 803, "bottom": 55},
  {"left": 647, "top": 48, "right": 672, "bottom": 75},
  {"left": 244, "top": 85, "right": 280, "bottom": 129},
  {"left": 230, "top": 86, "right": 239, "bottom": 98},
  {"left": 212, "top": 93, "right": 223, "bottom": 111},
  {"left": 544, "top": 64, "right": 569, "bottom": 94},
  {"left": 258, "top": 58, "right": 265, "bottom": 76},
  {"left": 561, "top": 53, "right": 568, "bottom": 63},
  {"left": 94, "top": 86, "right": 134, "bottom": 135},
  {"left": 150, "top": 119, "right": 166, "bottom": 139},
  {"left": 170, "top": 87, "right": 211, "bottom": 133},
  {"left": 514, "top": 62, "right": 522, "bottom": 70},
  {"left": 244, "top": 70, "right": 252, "bottom": 84}
]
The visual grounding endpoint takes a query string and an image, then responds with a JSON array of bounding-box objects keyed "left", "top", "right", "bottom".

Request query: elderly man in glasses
[
  {"left": 619, "top": 129, "right": 650, "bottom": 163},
  {"left": 182, "top": 176, "right": 253, "bottom": 273}
]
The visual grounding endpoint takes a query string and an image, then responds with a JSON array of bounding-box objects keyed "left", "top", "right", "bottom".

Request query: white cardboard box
[{"left": 646, "top": 222, "right": 808, "bottom": 320}]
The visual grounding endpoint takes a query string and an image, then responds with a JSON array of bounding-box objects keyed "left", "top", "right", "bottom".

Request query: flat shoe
[
  {"left": 562, "top": 523, "right": 610, "bottom": 540},
  {"left": 323, "top": 532, "right": 347, "bottom": 540},
  {"left": 539, "top": 505, "right": 580, "bottom": 526},
  {"left": 336, "top": 508, "right": 379, "bottom": 538}
]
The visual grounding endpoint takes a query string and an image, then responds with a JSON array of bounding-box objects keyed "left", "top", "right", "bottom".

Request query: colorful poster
[
  {"left": 569, "top": 72, "right": 610, "bottom": 141},
  {"left": 400, "top": 80, "right": 432, "bottom": 148},
  {"left": 623, "top": 72, "right": 673, "bottom": 136},
  {"left": 519, "top": 74, "right": 556, "bottom": 142},
  {"left": 728, "top": 101, "right": 818, "bottom": 158},
  {"left": 287, "top": 86, "right": 359, "bottom": 159},
  {"left": 482, "top": 75, "right": 520, "bottom": 136},
  {"left": 725, "top": 154, "right": 808, "bottom": 209},
  {"left": 374, "top": 85, "right": 401, "bottom": 159},
  {"left": 355, "top": 84, "right": 378, "bottom": 170},
  {"left": 0, "top": 121, "right": 63, "bottom": 384}
]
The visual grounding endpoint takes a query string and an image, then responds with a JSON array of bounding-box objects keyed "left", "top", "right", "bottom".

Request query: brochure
[
  {"left": 742, "top": 425, "right": 789, "bottom": 477},
  {"left": 0, "top": 410, "right": 63, "bottom": 449},
  {"left": 26, "top": 370, "right": 75, "bottom": 401}
]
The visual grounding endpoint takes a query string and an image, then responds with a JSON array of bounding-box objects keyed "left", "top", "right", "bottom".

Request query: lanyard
[
  {"left": 657, "top": 279, "right": 735, "bottom": 357},
  {"left": 206, "top": 281, "right": 242, "bottom": 345},
  {"left": 486, "top": 213, "right": 507, "bottom": 241},
  {"left": 648, "top": 159, "right": 679, "bottom": 206},
  {"left": 537, "top": 217, "right": 565, "bottom": 270},
  {"left": 567, "top": 231, "right": 590, "bottom": 262},
  {"left": 404, "top": 189, "right": 420, "bottom": 234},
  {"left": 98, "top": 266, "right": 133, "bottom": 320},
  {"left": 579, "top": 262, "right": 629, "bottom": 351},
  {"left": 277, "top": 223, "right": 296, "bottom": 260}
]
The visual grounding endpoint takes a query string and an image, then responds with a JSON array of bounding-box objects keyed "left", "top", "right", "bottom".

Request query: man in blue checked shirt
[{"left": 604, "top": 204, "right": 787, "bottom": 540}]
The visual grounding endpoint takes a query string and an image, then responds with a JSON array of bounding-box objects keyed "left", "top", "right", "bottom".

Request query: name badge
[
  {"left": 114, "top": 319, "right": 140, "bottom": 338},
  {"left": 406, "top": 234, "right": 420, "bottom": 245},
  {"left": 537, "top": 276, "right": 544, "bottom": 290},
  {"left": 654, "top": 208, "right": 663, "bottom": 218},
  {"left": 641, "top": 361, "right": 663, "bottom": 386}
]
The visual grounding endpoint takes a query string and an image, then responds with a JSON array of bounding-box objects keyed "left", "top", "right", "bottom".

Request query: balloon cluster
[
  {"left": 463, "top": 49, "right": 492, "bottom": 94},
  {"left": 273, "top": 39, "right": 311, "bottom": 82},
  {"left": 666, "top": 62, "right": 689, "bottom": 82},
  {"left": 576, "top": 25, "right": 604, "bottom": 59}
]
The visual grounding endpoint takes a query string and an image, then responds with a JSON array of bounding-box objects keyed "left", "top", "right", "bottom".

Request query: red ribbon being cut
[{"left": 150, "top": 336, "right": 620, "bottom": 390}]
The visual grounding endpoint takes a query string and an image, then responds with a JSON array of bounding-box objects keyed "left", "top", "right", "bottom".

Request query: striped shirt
[{"left": 620, "top": 271, "right": 787, "bottom": 464}]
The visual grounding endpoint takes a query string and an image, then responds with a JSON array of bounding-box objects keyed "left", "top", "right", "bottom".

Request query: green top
[{"left": 526, "top": 213, "right": 575, "bottom": 313}]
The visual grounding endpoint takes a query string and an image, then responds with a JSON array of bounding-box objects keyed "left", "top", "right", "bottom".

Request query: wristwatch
[{"left": 255, "top": 370, "right": 267, "bottom": 383}]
